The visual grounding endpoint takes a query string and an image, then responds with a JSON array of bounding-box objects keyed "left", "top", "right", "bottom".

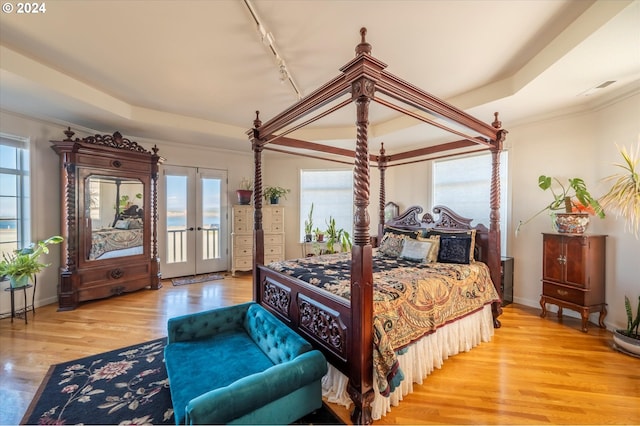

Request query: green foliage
[
  {"left": 516, "top": 175, "right": 605, "bottom": 235},
  {"left": 625, "top": 295, "right": 640, "bottom": 336},
  {"left": 239, "top": 177, "right": 253, "bottom": 190},
  {"left": 118, "top": 193, "right": 142, "bottom": 209},
  {"left": 0, "top": 236, "right": 64, "bottom": 284},
  {"left": 600, "top": 144, "right": 640, "bottom": 238},
  {"left": 313, "top": 227, "right": 324, "bottom": 240},
  {"left": 263, "top": 186, "right": 290, "bottom": 202},
  {"left": 304, "top": 203, "right": 314, "bottom": 236},
  {"left": 324, "top": 216, "right": 352, "bottom": 254}
]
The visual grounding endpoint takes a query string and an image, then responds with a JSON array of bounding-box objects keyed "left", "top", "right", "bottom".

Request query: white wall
[{"left": 510, "top": 90, "right": 640, "bottom": 331}]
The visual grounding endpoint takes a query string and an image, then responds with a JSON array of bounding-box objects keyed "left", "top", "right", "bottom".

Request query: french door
[{"left": 160, "top": 166, "right": 228, "bottom": 278}]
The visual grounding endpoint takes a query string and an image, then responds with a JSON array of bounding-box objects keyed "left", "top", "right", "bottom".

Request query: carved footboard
[{"left": 256, "top": 265, "right": 352, "bottom": 375}]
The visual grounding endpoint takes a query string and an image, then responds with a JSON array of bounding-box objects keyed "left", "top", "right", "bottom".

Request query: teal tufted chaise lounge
[{"left": 164, "top": 302, "right": 328, "bottom": 425}]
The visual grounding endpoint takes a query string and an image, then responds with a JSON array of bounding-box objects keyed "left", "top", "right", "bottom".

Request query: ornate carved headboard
[{"left": 384, "top": 205, "right": 490, "bottom": 264}]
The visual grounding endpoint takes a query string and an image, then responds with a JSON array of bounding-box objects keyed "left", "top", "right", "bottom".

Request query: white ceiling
[{"left": 0, "top": 0, "right": 638, "bottom": 154}]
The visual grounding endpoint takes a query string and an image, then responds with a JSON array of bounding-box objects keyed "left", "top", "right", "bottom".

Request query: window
[
  {"left": 432, "top": 151, "right": 508, "bottom": 254},
  {"left": 0, "top": 134, "right": 31, "bottom": 257},
  {"left": 300, "top": 169, "right": 353, "bottom": 241}
]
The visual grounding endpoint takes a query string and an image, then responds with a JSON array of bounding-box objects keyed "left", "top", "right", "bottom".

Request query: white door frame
[{"left": 159, "top": 165, "right": 228, "bottom": 278}]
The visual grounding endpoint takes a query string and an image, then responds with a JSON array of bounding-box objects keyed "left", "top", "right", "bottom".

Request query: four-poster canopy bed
[{"left": 247, "top": 28, "right": 507, "bottom": 424}]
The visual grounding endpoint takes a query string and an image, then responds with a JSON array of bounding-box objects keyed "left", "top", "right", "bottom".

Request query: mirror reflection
[{"left": 87, "top": 175, "right": 144, "bottom": 260}]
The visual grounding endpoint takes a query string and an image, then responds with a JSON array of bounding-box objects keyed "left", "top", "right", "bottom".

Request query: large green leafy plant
[
  {"left": 0, "top": 235, "right": 63, "bottom": 287},
  {"left": 599, "top": 144, "right": 640, "bottom": 238},
  {"left": 516, "top": 175, "right": 605, "bottom": 235}
]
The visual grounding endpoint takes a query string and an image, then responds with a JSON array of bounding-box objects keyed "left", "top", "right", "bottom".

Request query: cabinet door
[
  {"left": 542, "top": 234, "right": 564, "bottom": 282},
  {"left": 564, "top": 237, "right": 587, "bottom": 287}
]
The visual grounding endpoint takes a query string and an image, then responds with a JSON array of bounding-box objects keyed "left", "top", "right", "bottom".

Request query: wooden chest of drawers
[
  {"left": 540, "top": 233, "right": 607, "bottom": 332},
  {"left": 231, "top": 205, "right": 285, "bottom": 276}
]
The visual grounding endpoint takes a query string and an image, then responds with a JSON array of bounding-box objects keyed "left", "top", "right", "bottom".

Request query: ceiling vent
[{"left": 581, "top": 80, "right": 617, "bottom": 96}]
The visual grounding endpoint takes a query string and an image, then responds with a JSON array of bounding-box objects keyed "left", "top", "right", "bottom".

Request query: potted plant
[
  {"left": 313, "top": 227, "right": 324, "bottom": 242},
  {"left": 599, "top": 144, "right": 639, "bottom": 237},
  {"left": 598, "top": 145, "right": 639, "bottom": 356},
  {"left": 324, "top": 216, "right": 352, "bottom": 254},
  {"left": 236, "top": 177, "right": 253, "bottom": 205},
  {"left": 613, "top": 295, "right": 640, "bottom": 357},
  {"left": 516, "top": 175, "right": 605, "bottom": 235},
  {"left": 0, "top": 235, "right": 64, "bottom": 288},
  {"left": 264, "top": 186, "right": 290, "bottom": 205},
  {"left": 304, "top": 203, "right": 314, "bottom": 242}
]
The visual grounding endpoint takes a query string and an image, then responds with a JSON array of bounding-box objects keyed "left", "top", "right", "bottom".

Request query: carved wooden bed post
[
  {"left": 251, "top": 111, "right": 265, "bottom": 302},
  {"left": 489, "top": 112, "right": 508, "bottom": 327},
  {"left": 150, "top": 145, "right": 162, "bottom": 289},
  {"left": 344, "top": 27, "right": 379, "bottom": 426},
  {"left": 377, "top": 143, "right": 388, "bottom": 242}
]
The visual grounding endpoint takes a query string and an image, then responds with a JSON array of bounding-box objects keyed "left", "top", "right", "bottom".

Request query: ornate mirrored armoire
[{"left": 51, "top": 128, "right": 164, "bottom": 310}]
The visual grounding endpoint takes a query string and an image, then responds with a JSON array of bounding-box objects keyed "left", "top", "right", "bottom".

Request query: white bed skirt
[{"left": 321, "top": 304, "right": 495, "bottom": 420}]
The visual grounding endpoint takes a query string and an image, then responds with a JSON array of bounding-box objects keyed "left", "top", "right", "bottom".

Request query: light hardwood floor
[{"left": 1, "top": 272, "right": 638, "bottom": 425}]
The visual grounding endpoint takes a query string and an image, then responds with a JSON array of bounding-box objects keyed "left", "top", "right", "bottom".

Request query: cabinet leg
[
  {"left": 557, "top": 307, "right": 563, "bottom": 319},
  {"left": 598, "top": 305, "right": 607, "bottom": 328},
  {"left": 539, "top": 296, "right": 547, "bottom": 318},
  {"left": 580, "top": 312, "right": 589, "bottom": 333}
]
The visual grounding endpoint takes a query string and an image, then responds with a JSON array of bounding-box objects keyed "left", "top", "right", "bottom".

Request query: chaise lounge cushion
[{"left": 165, "top": 302, "right": 327, "bottom": 425}]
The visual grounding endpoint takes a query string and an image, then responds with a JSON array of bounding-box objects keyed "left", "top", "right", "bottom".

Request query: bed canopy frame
[{"left": 247, "top": 28, "right": 507, "bottom": 424}]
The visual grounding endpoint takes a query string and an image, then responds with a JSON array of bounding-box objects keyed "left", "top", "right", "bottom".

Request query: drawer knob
[
  {"left": 557, "top": 289, "right": 569, "bottom": 296},
  {"left": 110, "top": 268, "right": 124, "bottom": 279}
]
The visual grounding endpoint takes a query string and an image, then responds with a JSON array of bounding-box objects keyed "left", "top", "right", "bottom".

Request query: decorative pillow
[
  {"left": 378, "top": 234, "right": 405, "bottom": 258},
  {"left": 383, "top": 226, "right": 419, "bottom": 240},
  {"left": 128, "top": 218, "right": 143, "bottom": 229},
  {"left": 417, "top": 235, "right": 440, "bottom": 263},
  {"left": 114, "top": 219, "right": 130, "bottom": 230},
  {"left": 437, "top": 234, "right": 473, "bottom": 264},
  {"left": 400, "top": 239, "right": 434, "bottom": 263},
  {"left": 423, "top": 229, "right": 476, "bottom": 262}
]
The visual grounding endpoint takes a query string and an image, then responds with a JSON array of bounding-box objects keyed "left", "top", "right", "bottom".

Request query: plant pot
[
  {"left": 554, "top": 213, "right": 589, "bottom": 234},
  {"left": 316, "top": 235, "right": 324, "bottom": 242},
  {"left": 613, "top": 329, "right": 640, "bottom": 358},
  {"left": 9, "top": 275, "right": 30, "bottom": 288},
  {"left": 269, "top": 196, "right": 279, "bottom": 205},
  {"left": 304, "top": 234, "right": 312, "bottom": 243},
  {"left": 236, "top": 190, "right": 252, "bottom": 205}
]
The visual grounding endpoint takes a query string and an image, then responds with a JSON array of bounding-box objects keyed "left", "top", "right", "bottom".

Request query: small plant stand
[{"left": 1, "top": 276, "right": 36, "bottom": 324}]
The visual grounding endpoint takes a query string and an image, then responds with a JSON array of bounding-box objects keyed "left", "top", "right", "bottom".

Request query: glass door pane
[
  {"left": 166, "top": 174, "right": 188, "bottom": 264},
  {"left": 196, "top": 169, "right": 227, "bottom": 273}
]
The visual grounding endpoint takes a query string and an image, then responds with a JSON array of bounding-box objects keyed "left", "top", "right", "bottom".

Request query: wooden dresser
[
  {"left": 540, "top": 233, "right": 607, "bottom": 332},
  {"left": 231, "top": 205, "right": 284, "bottom": 276}
]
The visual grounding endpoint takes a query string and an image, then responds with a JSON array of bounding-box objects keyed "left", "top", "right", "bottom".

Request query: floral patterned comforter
[
  {"left": 89, "top": 228, "right": 144, "bottom": 260},
  {"left": 267, "top": 251, "right": 500, "bottom": 396}
]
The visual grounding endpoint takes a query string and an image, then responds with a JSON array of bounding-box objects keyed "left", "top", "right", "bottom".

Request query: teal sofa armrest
[
  {"left": 167, "top": 302, "right": 253, "bottom": 343},
  {"left": 185, "top": 350, "right": 328, "bottom": 425}
]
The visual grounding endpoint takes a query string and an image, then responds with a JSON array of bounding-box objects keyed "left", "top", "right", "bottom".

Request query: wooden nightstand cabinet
[
  {"left": 231, "top": 205, "right": 284, "bottom": 276},
  {"left": 540, "top": 233, "right": 607, "bottom": 332},
  {"left": 501, "top": 256, "right": 514, "bottom": 306}
]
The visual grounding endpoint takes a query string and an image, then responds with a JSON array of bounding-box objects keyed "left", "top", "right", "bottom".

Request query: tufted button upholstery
[{"left": 165, "top": 302, "right": 327, "bottom": 425}]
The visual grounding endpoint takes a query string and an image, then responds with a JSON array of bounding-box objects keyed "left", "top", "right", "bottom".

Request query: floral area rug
[
  {"left": 22, "top": 338, "right": 174, "bottom": 425},
  {"left": 171, "top": 273, "right": 224, "bottom": 286},
  {"left": 22, "top": 338, "right": 343, "bottom": 425}
]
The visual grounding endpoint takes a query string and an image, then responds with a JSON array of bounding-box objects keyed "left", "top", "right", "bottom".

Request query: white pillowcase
[{"left": 400, "top": 239, "right": 435, "bottom": 263}]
